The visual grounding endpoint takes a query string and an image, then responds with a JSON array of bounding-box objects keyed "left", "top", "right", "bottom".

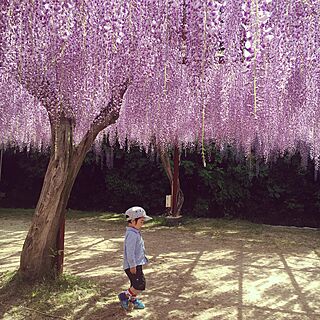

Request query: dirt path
[{"left": 0, "top": 215, "right": 320, "bottom": 320}]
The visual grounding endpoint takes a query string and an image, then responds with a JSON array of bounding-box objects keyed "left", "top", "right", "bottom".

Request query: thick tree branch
[{"left": 75, "top": 79, "right": 130, "bottom": 158}]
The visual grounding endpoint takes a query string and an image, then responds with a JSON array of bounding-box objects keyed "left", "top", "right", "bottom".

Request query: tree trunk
[
  {"left": 19, "top": 118, "right": 83, "bottom": 281},
  {"left": 160, "top": 148, "right": 184, "bottom": 217},
  {"left": 19, "top": 80, "right": 130, "bottom": 282}
]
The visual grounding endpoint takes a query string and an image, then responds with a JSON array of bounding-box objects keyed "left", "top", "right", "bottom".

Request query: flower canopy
[{"left": 0, "top": 0, "right": 319, "bottom": 162}]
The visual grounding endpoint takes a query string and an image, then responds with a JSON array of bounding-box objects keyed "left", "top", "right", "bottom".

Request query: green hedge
[{"left": 0, "top": 143, "right": 319, "bottom": 227}]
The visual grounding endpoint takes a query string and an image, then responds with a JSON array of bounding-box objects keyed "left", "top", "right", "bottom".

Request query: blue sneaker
[
  {"left": 131, "top": 298, "right": 145, "bottom": 309},
  {"left": 118, "top": 292, "right": 129, "bottom": 310}
]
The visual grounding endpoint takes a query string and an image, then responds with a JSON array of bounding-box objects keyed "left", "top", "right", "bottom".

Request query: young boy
[{"left": 118, "top": 206, "right": 152, "bottom": 311}]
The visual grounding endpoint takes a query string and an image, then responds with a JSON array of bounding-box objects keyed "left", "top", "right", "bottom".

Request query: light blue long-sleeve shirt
[{"left": 123, "top": 227, "right": 148, "bottom": 270}]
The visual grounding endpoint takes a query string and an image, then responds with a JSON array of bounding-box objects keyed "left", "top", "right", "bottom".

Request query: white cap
[{"left": 124, "top": 206, "right": 152, "bottom": 221}]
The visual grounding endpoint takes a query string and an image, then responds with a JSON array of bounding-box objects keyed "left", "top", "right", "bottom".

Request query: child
[{"left": 118, "top": 206, "right": 152, "bottom": 311}]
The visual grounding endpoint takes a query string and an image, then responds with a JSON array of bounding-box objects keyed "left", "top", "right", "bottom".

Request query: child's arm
[
  {"left": 125, "top": 232, "right": 137, "bottom": 270},
  {"left": 129, "top": 266, "right": 137, "bottom": 274}
]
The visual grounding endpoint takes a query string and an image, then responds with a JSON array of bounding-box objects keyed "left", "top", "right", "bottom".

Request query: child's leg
[
  {"left": 125, "top": 287, "right": 141, "bottom": 301},
  {"left": 123, "top": 265, "right": 146, "bottom": 308}
]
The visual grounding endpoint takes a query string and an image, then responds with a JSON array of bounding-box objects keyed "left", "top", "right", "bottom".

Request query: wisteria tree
[{"left": 1, "top": 0, "right": 319, "bottom": 281}]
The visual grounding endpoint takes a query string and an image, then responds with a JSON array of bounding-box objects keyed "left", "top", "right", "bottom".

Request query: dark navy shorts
[{"left": 124, "top": 265, "right": 146, "bottom": 291}]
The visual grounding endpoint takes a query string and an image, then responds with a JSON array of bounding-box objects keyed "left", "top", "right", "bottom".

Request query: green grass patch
[
  {"left": 0, "top": 270, "right": 16, "bottom": 287},
  {"left": 67, "top": 209, "right": 121, "bottom": 221},
  {"left": 0, "top": 207, "right": 169, "bottom": 228},
  {"left": 0, "top": 272, "right": 104, "bottom": 320},
  {"left": 1, "top": 207, "right": 318, "bottom": 250},
  {"left": 0, "top": 208, "right": 34, "bottom": 217}
]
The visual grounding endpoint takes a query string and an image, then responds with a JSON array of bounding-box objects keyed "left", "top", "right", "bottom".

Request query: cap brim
[{"left": 144, "top": 215, "right": 152, "bottom": 221}]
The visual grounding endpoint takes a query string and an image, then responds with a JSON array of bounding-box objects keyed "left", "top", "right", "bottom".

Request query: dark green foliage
[
  {"left": 68, "top": 154, "right": 107, "bottom": 211},
  {"left": 180, "top": 147, "right": 320, "bottom": 227},
  {"left": 68, "top": 141, "right": 168, "bottom": 213},
  {"left": 101, "top": 146, "right": 168, "bottom": 213},
  {"left": 181, "top": 147, "right": 251, "bottom": 219},
  {"left": 245, "top": 153, "right": 320, "bottom": 227},
  {"left": 0, "top": 146, "right": 49, "bottom": 208},
  {"left": 0, "top": 143, "right": 319, "bottom": 227}
]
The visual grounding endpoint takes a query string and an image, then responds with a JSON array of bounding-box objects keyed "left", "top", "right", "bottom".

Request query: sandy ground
[{"left": 0, "top": 214, "right": 320, "bottom": 320}]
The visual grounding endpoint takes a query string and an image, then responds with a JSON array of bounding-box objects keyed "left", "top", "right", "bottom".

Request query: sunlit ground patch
[{"left": 0, "top": 211, "right": 319, "bottom": 319}]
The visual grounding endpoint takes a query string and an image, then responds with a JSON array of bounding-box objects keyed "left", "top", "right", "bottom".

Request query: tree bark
[
  {"left": 159, "top": 148, "right": 184, "bottom": 217},
  {"left": 19, "top": 81, "right": 129, "bottom": 282},
  {"left": 19, "top": 117, "right": 85, "bottom": 281}
]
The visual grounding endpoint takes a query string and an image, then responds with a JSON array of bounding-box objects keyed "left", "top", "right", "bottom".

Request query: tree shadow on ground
[
  {"left": 1, "top": 217, "right": 320, "bottom": 319},
  {"left": 0, "top": 274, "right": 31, "bottom": 319}
]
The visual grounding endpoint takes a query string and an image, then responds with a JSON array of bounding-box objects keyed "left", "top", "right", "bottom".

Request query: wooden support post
[
  {"left": 56, "top": 213, "right": 65, "bottom": 275},
  {"left": 0, "top": 147, "right": 3, "bottom": 183},
  {"left": 171, "top": 145, "right": 179, "bottom": 216}
]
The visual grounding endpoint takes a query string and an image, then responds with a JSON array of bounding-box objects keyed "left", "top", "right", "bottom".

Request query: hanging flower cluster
[{"left": 0, "top": 0, "right": 319, "bottom": 163}]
